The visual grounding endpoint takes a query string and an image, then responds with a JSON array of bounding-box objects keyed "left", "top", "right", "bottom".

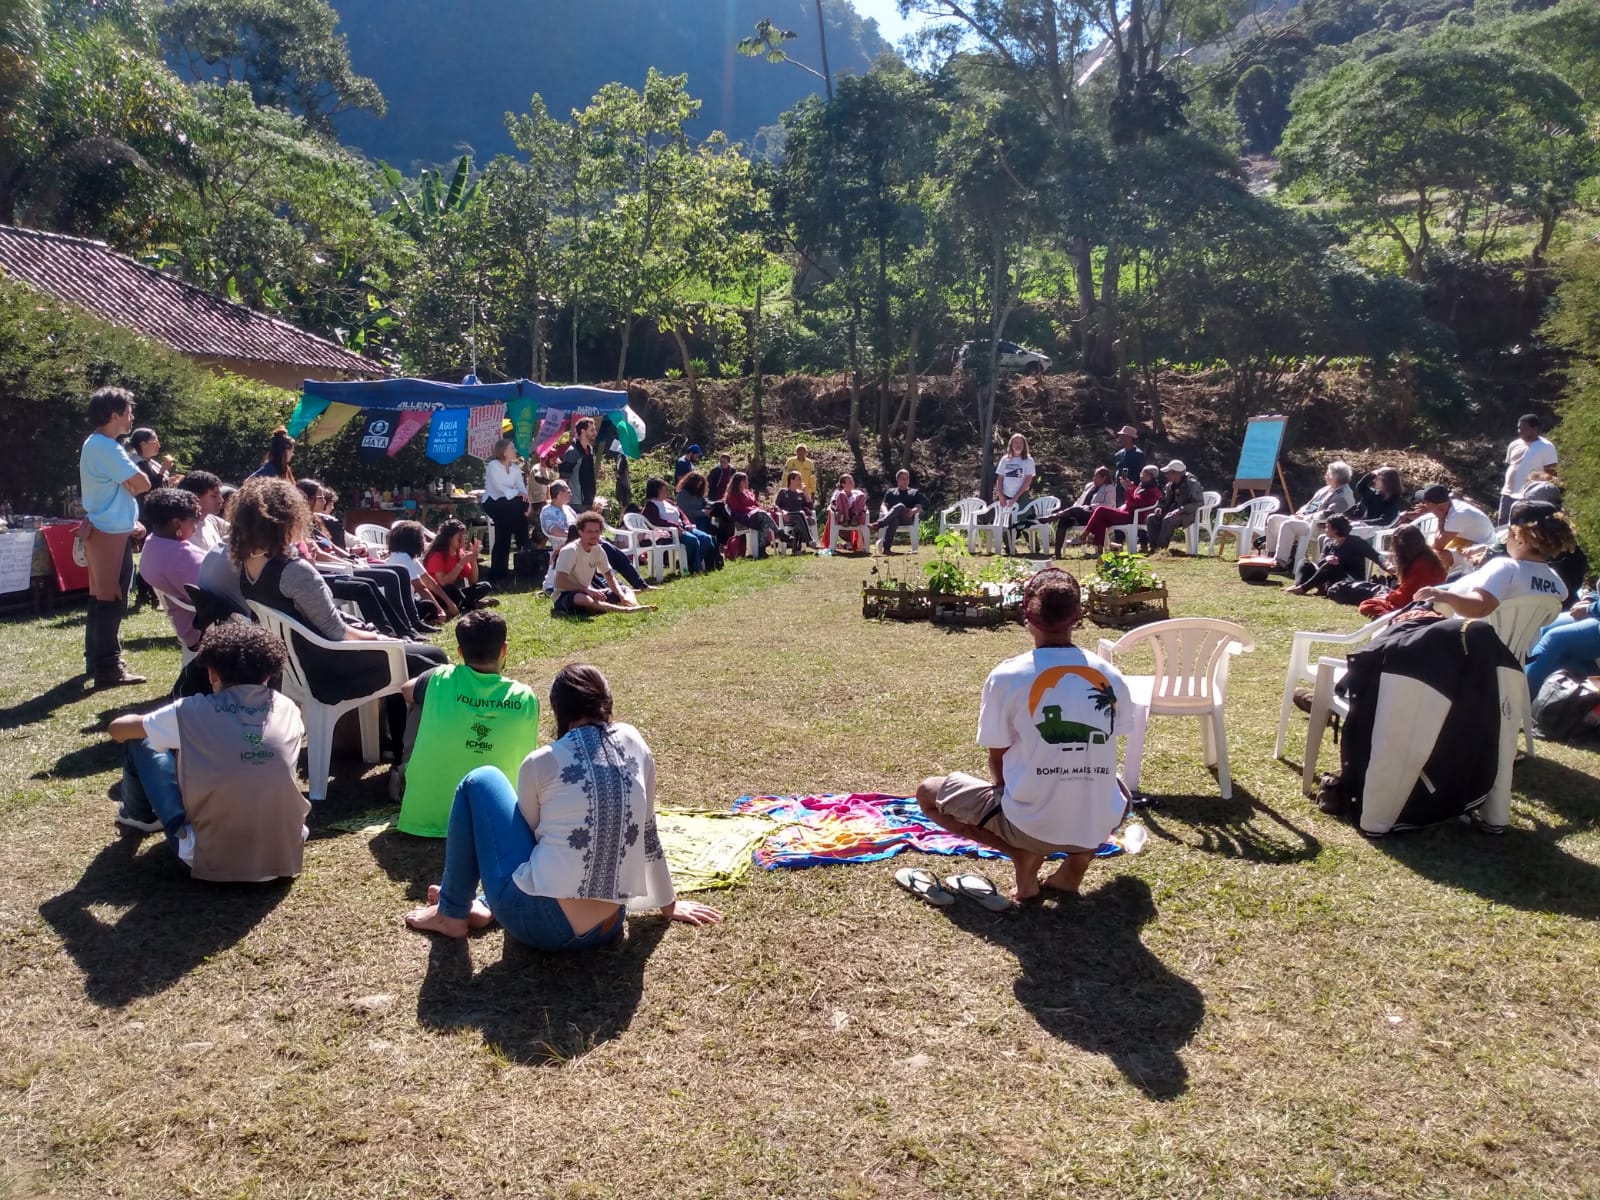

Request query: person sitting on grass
[
  {"left": 910, "top": 568, "right": 1132, "bottom": 905},
  {"left": 107, "top": 621, "right": 310, "bottom": 881},
  {"left": 394, "top": 610, "right": 540, "bottom": 837},
  {"left": 403, "top": 664, "right": 723, "bottom": 946},
  {"left": 387, "top": 520, "right": 458, "bottom": 621},
  {"left": 136, "top": 487, "right": 208, "bottom": 653},
  {"left": 538, "top": 480, "right": 654, "bottom": 594},
  {"left": 1284, "top": 515, "right": 1386, "bottom": 597},
  {"left": 551, "top": 512, "right": 657, "bottom": 616},
  {"left": 424, "top": 519, "right": 497, "bottom": 612}
]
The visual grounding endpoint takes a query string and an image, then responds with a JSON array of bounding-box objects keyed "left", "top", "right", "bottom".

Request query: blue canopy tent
[{"left": 286, "top": 378, "right": 644, "bottom": 463}]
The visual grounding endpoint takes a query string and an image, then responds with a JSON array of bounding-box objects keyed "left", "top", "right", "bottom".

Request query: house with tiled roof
[{"left": 0, "top": 224, "right": 388, "bottom": 388}]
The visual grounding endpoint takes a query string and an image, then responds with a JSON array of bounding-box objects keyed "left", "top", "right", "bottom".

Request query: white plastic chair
[
  {"left": 1209, "top": 496, "right": 1280, "bottom": 559},
  {"left": 619, "top": 512, "right": 685, "bottom": 582},
  {"left": 152, "top": 588, "right": 200, "bottom": 666},
  {"left": 1014, "top": 495, "right": 1062, "bottom": 555},
  {"left": 1108, "top": 501, "right": 1161, "bottom": 554},
  {"left": 247, "top": 601, "right": 407, "bottom": 803},
  {"left": 939, "top": 497, "right": 990, "bottom": 554},
  {"left": 1370, "top": 513, "right": 1436, "bottom": 560},
  {"left": 353, "top": 523, "right": 390, "bottom": 553},
  {"left": 1438, "top": 592, "right": 1560, "bottom": 757},
  {"left": 1186, "top": 491, "right": 1223, "bottom": 555},
  {"left": 825, "top": 509, "right": 872, "bottom": 554},
  {"left": 1275, "top": 611, "right": 1398, "bottom": 763},
  {"left": 1098, "top": 618, "right": 1255, "bottom": 799},
  {"left": 877, "top": 502, "right": 921, "bottom": 552}
]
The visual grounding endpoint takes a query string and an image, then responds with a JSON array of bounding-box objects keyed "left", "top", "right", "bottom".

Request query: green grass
[{"left": 1, "top": 553, "right": 1598, "bottom": 1199}]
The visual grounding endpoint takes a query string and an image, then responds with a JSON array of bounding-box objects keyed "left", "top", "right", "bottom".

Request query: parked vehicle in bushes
[{"left": 953, "top": 339, "right": 1053, "bottom": 376}]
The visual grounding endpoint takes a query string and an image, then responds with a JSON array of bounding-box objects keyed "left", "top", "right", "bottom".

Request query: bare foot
[
  {"left": 1041, "top": 854, "right": 1092, "bottom": 897},
  {"left": 403, "top": 903, "right": 470, "bottom": 938},
  {"left": 629, "top": 604, "right": 658, "bottom": 613},
  {"left": 1011, "top": 851, "right": 1046, "bottom": 903},
  {"left": 427, "top": 884, "right": 493, "bottom": 930}
]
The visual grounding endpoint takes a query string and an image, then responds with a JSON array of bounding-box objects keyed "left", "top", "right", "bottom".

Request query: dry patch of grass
[{"left": 2, "top": 554, "right": 1598, "bottom": 1199}]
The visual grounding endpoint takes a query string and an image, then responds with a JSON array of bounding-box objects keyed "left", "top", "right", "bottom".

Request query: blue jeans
[
  {"left": 438, "top": 766, "right": 624, "bottom": 953},
  {"left": 678, "top": 527, "right": 716, "bottom": 572},
  {"left": 1526, "top": 613, "right": 1600, "bottom": 695},
  {"left": 121, "top": 740, "right": 187, "bottom": 835}
]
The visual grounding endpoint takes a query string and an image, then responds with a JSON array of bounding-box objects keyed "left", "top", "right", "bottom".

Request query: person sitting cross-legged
[
  {"left": 403, "top": 664, "right": 723, "bottom": 947},
  {"left": 106, "top": 621, "right": 311, "bottom": 880},
  {"left": 552, "top": 512, "right": 657, "bottom": 616},
  {"left": 873, "top": 468, "right": 924, "bottom": 554},
  {"left": 773, "top": 470, "right": 820, "bottom": 551},
  {"left": 395, "top": 610, "right": 541, "bottom": 837},
  {"left": 914, "top": 568, "right": 1133, "bottom": 905}
]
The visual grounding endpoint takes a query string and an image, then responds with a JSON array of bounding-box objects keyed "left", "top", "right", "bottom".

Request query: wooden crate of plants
[
  {"left": 861, "top": 582, "right": 934, "bottom": 621},
  {"left": 929, "top": 591, "right": 1024, "bottom": 628},
  {"left": 1085, "top": 586, "right": 1169, "bottom": 628}
]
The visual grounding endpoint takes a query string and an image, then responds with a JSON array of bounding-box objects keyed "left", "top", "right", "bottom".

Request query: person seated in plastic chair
[
  {"left": 403, "top": 664, "right": 723, "bottom": 947},
  {"left": 106, "top": 622, "right": 310, "bottom": 881},
  {"left": 1265, "top": 460, "right": 1355, "bottom": 569},
  {"left": 1145, "top": 460, "right": 1205, "bottom": 554},
  {"left": 873, "top": 468, "right": 925, "bottom": 554},
  {"left": 773, "top": 470, "right": 820, "bottom": 551},
  {"left": 136, "top": 487, "right": 208, "bottom": 654},
  {"left": 551, "top": 512, "right": 657, "bottom": 616},
  {"left": 827, "top": 473, "right": 870, "bottom": 552},
  {"left": 394, "top": 610, "right": 541, "bottom": 836},
  {"left": 915, "top": 568, "right": 1133, "bottom": 904},
  {"left": 1416, "top": 501, "right": 1573, "bottom": 619},
  {"left": 1046, "top": 466, "right": 1117, "bottom": 557},
  {"left": 643, "top": 476, "right": 721, "bottom": 571},
  {"left": 538, "top": 481, "right": 653, "bottom": 594},
  {"left": 1079, "top": 464, "right": 1162, "bottom": 554}
]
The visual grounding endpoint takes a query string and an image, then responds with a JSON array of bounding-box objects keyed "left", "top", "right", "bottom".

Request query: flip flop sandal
[
  {"left": 894, "top": 867, "right": 954, "bottom": 907},
  {"left": 942, "top": 873, "right": 1014, "bottom": 912}
]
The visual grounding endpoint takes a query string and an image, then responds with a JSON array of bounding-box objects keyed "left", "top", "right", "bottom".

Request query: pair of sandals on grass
[{"left": 894, "top": 867, "right": 1072, "bottom": 911}]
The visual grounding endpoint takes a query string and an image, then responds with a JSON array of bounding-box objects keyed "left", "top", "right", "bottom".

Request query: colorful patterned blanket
[{"left": 732, "top": 792, "right": 1120, "bottom": 869}]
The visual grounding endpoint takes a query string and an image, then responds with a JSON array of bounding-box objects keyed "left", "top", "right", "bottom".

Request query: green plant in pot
[{"left": 1085, "top": 549, "right": 1164, "bottom": 599}]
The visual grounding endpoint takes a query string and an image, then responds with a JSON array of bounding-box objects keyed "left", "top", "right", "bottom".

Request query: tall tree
[{"left": 158, "top": 0, "right": 384, "bottom": 136}]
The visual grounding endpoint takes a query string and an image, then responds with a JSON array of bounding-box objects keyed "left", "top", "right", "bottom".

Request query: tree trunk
[
  {"left": 531, "top": 305, "right": 546, "bottom": 382},
  {"left": 901, "top": 323, "right": 921, "bottom": 471},
  {"left": 571, "top": 301, "right": 580, "bottom": 384},
  {"left": 847, "top": 299, "right": 866, "bottom": 480},
  {"left": 614, "top": 316, "right": 633, "bottom": 386},
  {"left": 751, "top": 279, "right": 767, "bottom": 490},
  {"left": 1085, "top": 241, "right": 1122, "bottom": 378},
  {"left": 1532, "top": 208, "right": 1558, "bottom": 266}
]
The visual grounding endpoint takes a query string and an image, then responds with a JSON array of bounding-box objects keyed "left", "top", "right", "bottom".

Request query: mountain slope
[{"left": 328, "top": 0, "right": 890, "bottom": 167}]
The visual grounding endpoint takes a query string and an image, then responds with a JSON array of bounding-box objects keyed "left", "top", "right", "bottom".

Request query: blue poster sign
[
  {"left": 425, "top": 407, "right": 469, "bottom": 464},
  {"left": 1234, "top": 416, "right": 1289, "bottom": 488}
]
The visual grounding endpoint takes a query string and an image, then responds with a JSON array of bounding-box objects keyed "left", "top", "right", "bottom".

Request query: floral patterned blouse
[{"left": 511, "top": 722, "right": 674, "bottom": 910}]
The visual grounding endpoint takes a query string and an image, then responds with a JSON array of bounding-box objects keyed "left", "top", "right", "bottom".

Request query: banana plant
[{"left": 379, "top": 152, "right": 478, "bottom": 242}]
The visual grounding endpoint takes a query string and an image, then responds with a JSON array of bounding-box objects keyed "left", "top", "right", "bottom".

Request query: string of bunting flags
[{"left": 285, "top": 377, "right": 647, "bottom": 464}]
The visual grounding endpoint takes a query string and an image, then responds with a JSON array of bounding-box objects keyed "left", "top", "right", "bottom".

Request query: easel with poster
[{"left": 1231, "top": 415, "right": 1293, "bottom": 509}]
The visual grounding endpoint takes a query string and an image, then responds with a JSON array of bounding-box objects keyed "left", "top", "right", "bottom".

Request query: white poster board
[{"left": 0, "top": 531, "right": 36, "bottom": 594}]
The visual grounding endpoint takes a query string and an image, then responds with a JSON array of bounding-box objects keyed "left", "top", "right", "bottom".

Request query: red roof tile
[{"left": 0, "top": 224, "right": 388, "bottom": 378}]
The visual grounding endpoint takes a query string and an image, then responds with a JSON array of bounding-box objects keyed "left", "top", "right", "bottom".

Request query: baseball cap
[
  {"left": 1161, "top": 459, "right": 1186, "bottom": 473},
  {"left": 687, "top": 444, "right": 702, "bottom": 454},
  {"left": 1508, "top": 500, "right": 1558, "bottom": 525},
  {"left": 1415, "top": 484, "right": 1450, "bottom": 504}
]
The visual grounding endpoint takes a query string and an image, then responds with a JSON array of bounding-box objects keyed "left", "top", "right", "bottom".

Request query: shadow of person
[
  {"left": 1139, "top": 784, "right": 1322, "bottom": 865},
  {"left": 38, "top": 837, "right": 290, "bottom": 1008},
  {"left": 0, "top": 675, "right": 91, "bottom": 731},
  {"left": 364, "top": 828, "right": 448, "bottom": 902},
  {"left": 414, "top": 918, "right": 668, "bottom": 1065},
  {"left": 942, "top": 874, "right": 1202, "bottom": 1100}
]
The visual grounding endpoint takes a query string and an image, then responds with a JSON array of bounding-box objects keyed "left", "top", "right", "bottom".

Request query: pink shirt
[{"left": 138, "top": 534, "right": 207, "bottom": 648}]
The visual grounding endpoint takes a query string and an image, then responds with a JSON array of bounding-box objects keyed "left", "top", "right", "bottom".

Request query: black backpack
[{"left": 1532, "top": 671, "right": 1600, "bottom": 743}]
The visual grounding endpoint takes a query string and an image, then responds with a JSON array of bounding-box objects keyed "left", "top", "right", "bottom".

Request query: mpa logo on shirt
[{"left": 1530, "top": 575, "right": 1563, "bottom": 595}]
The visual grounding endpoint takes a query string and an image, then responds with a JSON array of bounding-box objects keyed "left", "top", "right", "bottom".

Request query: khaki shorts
[{"left": 933, "top": 771, "right": 1096, "bottom": 857}]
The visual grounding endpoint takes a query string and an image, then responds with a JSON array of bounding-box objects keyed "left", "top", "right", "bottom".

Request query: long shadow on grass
[
  {"left": 415, "top": 920, "right": 668, "bottom": 1065},
  {"left": 1371, "top": 756, "right": 1600, "bottom": 918},
  {"left": 1139, "top": 785, "right": 1321, "bottom": 864},
  {"left": 0, "top": 676, "right": 93, "bottom": 730},
  {"left": 943, "top": 875, "right": 1202, "bottom": 1100},
  {"left": 39, "top": 836, "right": 289, "bottom": 1007}
]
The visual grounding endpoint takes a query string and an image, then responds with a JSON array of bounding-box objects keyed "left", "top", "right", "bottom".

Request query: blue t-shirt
[{"left": 79, "top": 433, "right": 140, "bottom": 533}]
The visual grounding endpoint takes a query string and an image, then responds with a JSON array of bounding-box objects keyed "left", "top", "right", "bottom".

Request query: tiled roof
[{"left": 0, "top": 224, "right": 387, "bottom": 378}]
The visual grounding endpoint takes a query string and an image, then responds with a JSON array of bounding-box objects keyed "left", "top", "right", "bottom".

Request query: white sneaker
[{"left": 115, "top": 812, "right": 163, "bottom": 835}]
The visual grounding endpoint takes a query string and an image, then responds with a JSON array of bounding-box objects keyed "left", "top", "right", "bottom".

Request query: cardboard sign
[{"left": 0, "top": 530, "right": 35, "bottom": 594}]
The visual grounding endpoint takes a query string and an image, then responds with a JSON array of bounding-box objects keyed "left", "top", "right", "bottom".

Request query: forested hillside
[{"left": 327, "top": 0, "right": 890, "bottom": 166}]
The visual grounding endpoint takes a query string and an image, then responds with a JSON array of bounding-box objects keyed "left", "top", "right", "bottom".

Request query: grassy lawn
[{"left": 1, "top": 552, "right": 1597, "bottom": 1199}]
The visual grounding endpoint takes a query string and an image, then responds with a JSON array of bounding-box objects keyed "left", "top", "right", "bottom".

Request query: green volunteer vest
[{"left": 397, "top": 664, "right": 541, "bottom": 837}]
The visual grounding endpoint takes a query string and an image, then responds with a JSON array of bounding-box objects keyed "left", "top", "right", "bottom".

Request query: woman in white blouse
[
  {"left": 404, "top": 664, "right": 723, "bottom": 948},
  {"left": 482, "top": 437, "right": 532, "bottom": 585}
]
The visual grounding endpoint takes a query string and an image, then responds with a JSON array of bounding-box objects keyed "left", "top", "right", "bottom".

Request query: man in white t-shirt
[
  {"left": 551, "top": 512, "right": 656, "bottom": 616},
  {"left": 1417, "top": 500, "right": 1571, "bottom": 618},
  {"left": 915, "top": 569, "right": 1132, "bottom": 904},
  {"left": 1499, "top": 413, "right": 1558, "bottom": 525},
  {"left": 1407, "top": 484, "right": 1496, "bottom": 572}
]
